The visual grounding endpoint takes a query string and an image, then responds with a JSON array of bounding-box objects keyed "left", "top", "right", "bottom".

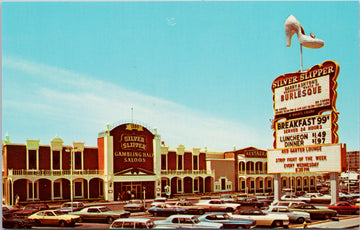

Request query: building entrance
[{"left": 114, "top": 182, "right": 143, "bottom": 200}]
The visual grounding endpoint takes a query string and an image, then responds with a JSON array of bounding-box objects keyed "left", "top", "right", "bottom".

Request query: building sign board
[
  {"left": 267, "top": 144, "right": 342, "bottom": 173},
  {"left": 244, "top": 150, "right": 267, "bottom": 158},
  {"left": 111, "top": 123, "right": 155, "bottom": 174},
  {"left": 272, "top": 60, "right": 339, "bottom": 120},
  {"left": 275, "top": 114, "right": 333, "bottom": 148}
]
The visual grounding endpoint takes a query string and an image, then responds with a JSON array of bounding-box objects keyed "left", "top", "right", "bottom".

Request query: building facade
[
  {"left": 207, "top": 147, "right": 325, "bottom": 194},
  {"left": 2, "top": 122, "right": 215, "bottom": 205},
  {"left": 346, "top": 151, "right": 360, "bottom": 172}
]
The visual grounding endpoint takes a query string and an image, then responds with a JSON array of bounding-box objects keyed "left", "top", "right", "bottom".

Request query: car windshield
[
  {"left": 192, "top": 217, "right": 200, "bottom": 224},
  {"left": 53, "top": 210, "right": 63, "bottom": 215},
  {"left": 24, "top": 206, "right": 37, "bottom": 210},
  {"left": 99, "top": 207, "right": 111, "bottom": 212},
  {"left": 223, "top": 214, "right": 232, "bottom": 220},
  {"left": 62, "top": 203, "right": 74, "bottom": 208}
]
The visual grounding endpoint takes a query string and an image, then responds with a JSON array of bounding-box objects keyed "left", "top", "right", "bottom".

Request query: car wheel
[
  {"left": 34, "top": 220, "right": 41, "bottom": 226},
  {"left": 272, "top": 220, "right": 283, "bottom": 228},
  {"left": 225, "top": 207, "right": 234, "bottom": 212},
  {"left": 297, "top": 217, "right": 305, "bottom": 224},
  {"left": 106, "top": 217, "right": 115, "bottom": 224},
  {"left": 340, "top": 197, "right": 346, "bottom": 201},
  {"left": 59, "top": 220, "right": 67, "bottom": 227},
  {"left": 323, "top": 214, "right": 331, "bottom": 219},
  {"left": 79, "top": 217, "right": 84, "bottom": 223},
  {"left": 198, "top": 209, "right": 205, "bottom": 215},
  {"left": 355, "top": 209, "right": 359, "bottom": 215},
  {"left": 237, "top": 226, "right": 245, "bottom": 229},
  {"left": 13, "top": 223, "right": 20, "bottom": 229}
]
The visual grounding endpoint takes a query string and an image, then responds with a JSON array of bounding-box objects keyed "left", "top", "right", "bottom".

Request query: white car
[
  {"left": 154, "top": 214, "right": 223, "bottom": 229},
  {"left": 196, "top": 199, "right": 241, "bottom": 212},
  {"left": 150, "top": 198, "right": 167, "bottom": 207},
  {"left": 281, "top": 194, "right": 311, "bottom": 202},
  {"left": 110, "top": 218, "right": 156, "bottom": 229},
  {"left": 219, "top": 194, "right": 236, "bottom": 203},
  {"left": 270, "top": 201, "right": 306, "bottom": 208},
  {"left": 300, "top": 193, "right": 331, "bottom": 203},
  {"left": 229, "top": 209, "right": 289, "bottom": 228},
  {"left": 264, "top": 205, "right": 311, "bottom": 224}
]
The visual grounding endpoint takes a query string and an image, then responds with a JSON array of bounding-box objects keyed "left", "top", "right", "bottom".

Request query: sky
[{"left": 2, "top": 1, "right": 359, "bottom": 152}]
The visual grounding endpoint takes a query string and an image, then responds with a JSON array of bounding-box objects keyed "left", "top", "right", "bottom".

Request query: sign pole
[{"left": 300, "top": 44, "right": 303, "bottom": 72}]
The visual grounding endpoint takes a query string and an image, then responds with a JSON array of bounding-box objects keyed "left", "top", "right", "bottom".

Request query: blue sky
[{"left": 2, "top": 1, "right": 359, "bottom": 151}]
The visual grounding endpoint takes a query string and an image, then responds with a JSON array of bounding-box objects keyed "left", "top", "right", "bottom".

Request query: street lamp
[
  {"left": 143, "top": 186, "right": 146, "bottom": 209},
  {"left": 65, "top": 146, "right": 77, "bottom": 212}
]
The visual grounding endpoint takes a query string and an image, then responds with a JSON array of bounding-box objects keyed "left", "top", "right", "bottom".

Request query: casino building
[
  {"left": 2, "top": 121, "right": 326, "bottom": 205},
  {"left": 2, "top": 122, "right": 215, "bottom": 205}
]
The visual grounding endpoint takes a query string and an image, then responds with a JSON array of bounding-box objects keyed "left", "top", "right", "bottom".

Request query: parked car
[
  {"left": 56, "top": 202, "right": 85, "bottom": 214},
  {"left": 235, "top": 197, "right": 265, "bottom": 208},
  {"left": 147, "top": 204, "right": 187, "bottom": 216},
  {"left": 270, "top": 200, "right": 306, "bottom": 208},
  {"left": 256, "top": 195, "right": 274, "bottom": 206},
  {"left": 70, "top": 206, "right": 130, "bottom": 224},
  {"left": 198, "top": 196, "right": 213, "bottom": 202},
  {"left": 28, "top": 210, "right": 80, "bottom": 227},
  {"left": 299, "top": 193, "right": 331, "bottom": 203},
  {"left": 289, "top": 203, "right": 337, "bottom": 219},
  {"left": 110, "top": 218, "right": 156, "bottom": 229},
  {"left": 339, "top": 192, "right": 359, "bottom": 201},
  {"left": 229, "top": 209, "right": 289, "bottom": 228},
  {"left": 198, "top": 212, "right": 256, "bottom": 229},
  {"left": 149, "top": 198, "right": 167, "bottom": 207},
  {"left": 14, "top": 203, "right": 50, "bottom": 217},
  {"left": 2, "top": 215, "right": 35, "bottom": 229},
  {"left": 172, "top": 201, "right": 207, "bottom": 215},
  {"left": 219, "top": 194, "right": 236, "bottom": 203},
  {"left": 327, "top": 202, "right": 360, "bottom": 215},
  {"left": 2, "top": 205, "right": 20, "bottom": 215},
  {"left": 196, "top": 199, "right": 241, "bottom": 212},
  {"left": 154, "top": 214, "right": 223, "bottom": 229},
  {"left": 264, "top": 205, "right": 311, "bottom": 224},
  {"left": 281, "top": 194, "right": 311, "bottom": 202},
  {"left": 353, "top": 198, "right": 360, "bottom": 207},
  {"left": 124, "top": 200, "right": 146, "bottom": 212}
]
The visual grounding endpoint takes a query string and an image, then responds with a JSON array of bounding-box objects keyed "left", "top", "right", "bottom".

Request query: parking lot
[{"left": 28, "top": 197, "right": 360, "bottom": 229}]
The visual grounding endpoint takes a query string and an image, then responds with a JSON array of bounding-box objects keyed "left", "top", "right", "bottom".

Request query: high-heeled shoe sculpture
[{"left": 285, "top": 15, "right": 324, "bottom": 49}]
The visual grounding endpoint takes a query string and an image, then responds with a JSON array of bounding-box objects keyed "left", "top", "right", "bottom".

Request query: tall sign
[{"left": 268, "top": 60, "right": 346, "bottom": 174}]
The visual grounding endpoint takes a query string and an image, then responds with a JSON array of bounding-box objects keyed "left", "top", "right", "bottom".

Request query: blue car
[
  {"left": 198, "top": 212, "right": 256, "bottom": 229},
  {"left": 147, "top": 204, "right": 187, "bottom": 217}
]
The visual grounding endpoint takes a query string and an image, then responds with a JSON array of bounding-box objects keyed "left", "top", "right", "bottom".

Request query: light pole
[{"left": 143, "top": 186, "right": 146, "bottom": 210}]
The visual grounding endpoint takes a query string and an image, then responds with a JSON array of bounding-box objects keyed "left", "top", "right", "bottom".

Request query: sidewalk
[{"left": 290, "top": 216, "right": 360, "bottom": 229}]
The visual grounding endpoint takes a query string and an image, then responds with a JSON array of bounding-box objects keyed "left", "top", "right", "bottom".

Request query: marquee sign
[
  {"left": 267, "top": 144, "right": 343, "bottom": 173},
  {"left": 272, "top": 60, "right": 339, "bottom": 120},
  {"left": 275, "top": 114, "right": 335, "bottom": 148},
  {"left": 111, "top": 123, "right": 155, "bottom": 174}
]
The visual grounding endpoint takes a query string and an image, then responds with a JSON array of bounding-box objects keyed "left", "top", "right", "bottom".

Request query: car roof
[
  {"left": 271, "top": 206, "right": 288, "bottom": 209},
  {"left": 201, "top": 212, "right": 227, "bottom": 216},
  {"left": 113, "top": 218, "right": 151, "bottom": 222},
  {"left": 168, "top": 214, "right": 196, "bottom": 218}
]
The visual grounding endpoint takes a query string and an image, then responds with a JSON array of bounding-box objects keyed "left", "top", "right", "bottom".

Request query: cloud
[{"left": 3, "top": 57, "right": 268, "bottom": 151}]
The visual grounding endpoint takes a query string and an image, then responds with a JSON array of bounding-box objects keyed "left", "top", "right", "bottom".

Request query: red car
[
  {"left": 14, "top": 203, "right": 49, "bottom": 217},
  {"left": 327, "top": 202, "right": 360, "bottom": 215}
]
